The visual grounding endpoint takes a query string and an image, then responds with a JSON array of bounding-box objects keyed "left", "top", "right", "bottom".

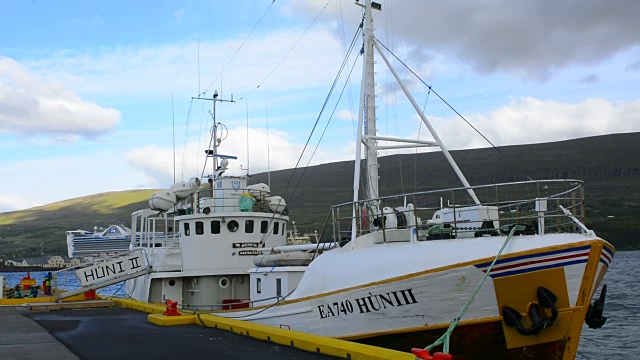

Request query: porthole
[
  {"left": 219, "top": 277, "right": 229, "bottom": 288},
  {"left": 227, "top": 220, "right": 239, "bottom": 232},
  {"left": 168, "top": 279, "right": 176, "bottom": 286}
]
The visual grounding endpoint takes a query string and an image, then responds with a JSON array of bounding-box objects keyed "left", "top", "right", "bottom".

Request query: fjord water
[
  {"left": 3, "top": 251, "right": 638, "bottom": 359},
  {"left": 577, "top": 250, "right": 640, "bottom": 359}
]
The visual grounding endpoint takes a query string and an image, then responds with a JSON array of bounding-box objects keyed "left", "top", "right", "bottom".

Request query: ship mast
[
  {"left": 192, "top": 90, "right": 236, "bottom": 177},
  {"left": 351, "top": 0, "right": 480, "bottom": 241},
  {"left": 351, "top": 0, "right": 379, "bottom": 238}
]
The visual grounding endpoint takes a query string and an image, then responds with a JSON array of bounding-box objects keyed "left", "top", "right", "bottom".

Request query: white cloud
[
  {"left": 125, "top": 126, "right": 354, "bottom": 188},
  {"left": 423, "top": 97, "right": 640, "bottom": 151},
  {"left": 24, "top": 28, "right": 344, "bottom": 100},
  {"left": 0, "top": 194, "right": 40, "bottom": 213},
  {"left": 337, "top": 109, "right": 355, "bottom": 121},
  {"left": 174, "top": 8, "right": 185, "bottom": 26},
  {"left": 0, "top": 150, "right": 151, "bottom": 212},
  {"left": 0, "top": 57, "right": 120, "bottom": 139}
]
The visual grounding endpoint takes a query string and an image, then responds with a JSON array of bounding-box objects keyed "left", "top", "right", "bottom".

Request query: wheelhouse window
[
  {"left": 256, "top": 278, "right": 262, "bottom": 294},
  {"left": 211, "top": 220, "right": 220, "bottom": 234},
  {"left": 260, "top": 221, "right": 269, "bottom": 234},
  {"left": 281, "top": 223, "right": 286, "bottom": 235},
  {"left": 195, "top": 221, "right": 204, "bottom": 235},
  {"left": 273, "top": 222, "right": 280, "bottom": 235},
  {"left": 245, "top": 220, "right": 254, "bottom": 233},
  {"left": 183, "top": 223, "right": 190, "bottom": 236}
]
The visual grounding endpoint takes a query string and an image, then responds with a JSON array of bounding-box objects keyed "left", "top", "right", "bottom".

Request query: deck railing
[{"left": 322, "top": 179, "right": 587, "bottom": 244}]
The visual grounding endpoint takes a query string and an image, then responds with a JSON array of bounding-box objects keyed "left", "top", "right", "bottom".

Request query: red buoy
[
  {"left": 411, "top": 348, "right": 453, "bottom": 360},
  {"left": 163, "top": 300, "right": 180, "bottom": 316}
]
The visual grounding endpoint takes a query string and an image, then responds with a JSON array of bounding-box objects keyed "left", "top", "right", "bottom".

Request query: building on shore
[{"left": 16, "top": 256, "right": 83, "bottom": 268}]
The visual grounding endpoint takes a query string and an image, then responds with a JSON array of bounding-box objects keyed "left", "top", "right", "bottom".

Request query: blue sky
[{"left": 1, "top": 0, "right": 639, "bottom": 211}]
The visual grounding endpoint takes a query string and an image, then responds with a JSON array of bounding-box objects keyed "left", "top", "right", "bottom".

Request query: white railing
[{"left": 326, "top": 179, "right": 587, "bottom": 244}]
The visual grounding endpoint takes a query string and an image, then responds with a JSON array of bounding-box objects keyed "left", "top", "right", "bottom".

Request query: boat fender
[
  {"left": 502, "top": 287, "right": 558, "bottom": 336},
  {"left": 411, "top": 348, "right": 453, "bottom": 360},
  {"left": 585, "top": 284, "right": 608, "bottom": 329},
  {"left": 163, "top": 300, "right": 180, "bottom": 316}
]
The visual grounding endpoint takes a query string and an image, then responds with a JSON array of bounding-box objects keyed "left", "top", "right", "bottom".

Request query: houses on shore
[{"left": 3, "top": 255, "right": 82, "bottom": 269}]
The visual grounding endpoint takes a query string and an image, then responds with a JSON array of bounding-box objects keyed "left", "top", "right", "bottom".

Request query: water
[
  {"left": 1, "top": 270, "right": 126, "bottom": 297},
  {"left": 2, "top": 252, "right": 638, "bottom": 358},
  {"left": 577, "top": 250, "right": 640, "bottom": 359}
]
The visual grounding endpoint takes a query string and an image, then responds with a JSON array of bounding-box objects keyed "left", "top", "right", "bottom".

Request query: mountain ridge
[{"left": 1, "top": 132, "right": 638, "bottom": 259}]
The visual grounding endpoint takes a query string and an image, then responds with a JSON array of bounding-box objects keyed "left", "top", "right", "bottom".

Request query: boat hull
[
  {"left": 354, "top": 319, "right": 566, "bottom": 360},
  {"left": 213, "top": 238, "right": 613, "bottom": 359}
]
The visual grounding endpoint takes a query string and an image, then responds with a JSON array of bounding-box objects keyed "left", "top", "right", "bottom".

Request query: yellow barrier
[{"left": 0, "top": 296, "right": 56, "bottom": 305}]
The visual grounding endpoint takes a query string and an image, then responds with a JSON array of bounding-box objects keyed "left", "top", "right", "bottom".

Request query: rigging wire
[
  {"left": 264, "top": 92, "right": 271, "bottom": 188},
  {"left": 239, "top": 0, "right": 333, "bottom": 101},
  {"left": 289, "top": 41, "right": 362, "bottom": 199},
  {"left": 197, "top": 99, "right": 207, "bottom": 177},
  {"left": 201, "top": 0, "right": 277, "bottom": 96},
  {"left": 279, "top": 18, "right": 364, "bottom": 199},
  {"left": 375, "top": 39, "right": 535, "bottom": 182},
  {"left": 414, "top": 87, "right": 431, "bottom": 194},
  {"left": 181, "top": 99, "right": 195, "bottom": 181}
]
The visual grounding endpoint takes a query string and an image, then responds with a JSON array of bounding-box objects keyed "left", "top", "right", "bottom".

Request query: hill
[{"left": 1, "top": 133, "right": 638, "bottom": 259}]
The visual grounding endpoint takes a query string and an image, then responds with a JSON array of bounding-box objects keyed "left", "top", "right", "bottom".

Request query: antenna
[
  {"left": 192, "top": 91, "right": 235, "bottom": 177},
  {"left": 197, "top": 38, "right": 201, "bottom": 96},
  {"left": 243, "top": 99, "right": 250, "bottom": 175},
  {"left": 265, "top": 93, "right": 271, "bottom": 188},
  {"left": 172, "top": 91, "right": 176, "bottom": 184}
]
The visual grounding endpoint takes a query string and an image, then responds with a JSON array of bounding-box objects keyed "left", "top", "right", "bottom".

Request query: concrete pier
[
  {"left": 1, "top": 307, "right": 338, "bottom": 360},
  {"left": 0, "top": 307, "right": 80, "bottom": 360}
]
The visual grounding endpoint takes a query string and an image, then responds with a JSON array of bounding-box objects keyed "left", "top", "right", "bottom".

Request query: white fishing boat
[{"left": 123, "top": 1, "right": 613, "bottom": 358}]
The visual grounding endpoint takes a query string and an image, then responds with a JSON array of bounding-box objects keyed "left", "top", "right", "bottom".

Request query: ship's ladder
[{"left": 53, "top": 249, "right": 151, "bottom": 301}]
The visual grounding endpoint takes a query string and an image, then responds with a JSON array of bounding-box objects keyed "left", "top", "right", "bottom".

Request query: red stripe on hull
[{"left": 485, "top": 251, "right": 588, "bottom": 273}]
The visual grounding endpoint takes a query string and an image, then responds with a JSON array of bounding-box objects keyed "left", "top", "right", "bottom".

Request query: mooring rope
[{"left": 423, "top": 225, "right": 518, "bottom": 355}]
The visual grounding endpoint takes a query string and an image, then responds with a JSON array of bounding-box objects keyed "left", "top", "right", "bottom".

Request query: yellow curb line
[{"left": 111, "top": 297, "right": 414, "bottom": 360}]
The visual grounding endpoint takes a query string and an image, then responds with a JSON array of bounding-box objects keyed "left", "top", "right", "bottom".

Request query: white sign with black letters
[{"left": 76, "top": 254, "right": 146, "bottom": 286}]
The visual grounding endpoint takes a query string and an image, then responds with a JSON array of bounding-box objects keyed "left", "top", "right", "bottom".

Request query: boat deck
[{"left": 1, "top": 307, "right": 338, "bottom": 360}]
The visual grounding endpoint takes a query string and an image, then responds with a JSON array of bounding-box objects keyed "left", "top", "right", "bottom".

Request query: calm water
[
  {"left": 1, "top": 270, "right": 126, "bottom": 297},
  {"left": 577, "top": 250, "right": 640, "bottom": 359},
  {"left": 2, "top": 251, "right": 638, "bottom": 358}
]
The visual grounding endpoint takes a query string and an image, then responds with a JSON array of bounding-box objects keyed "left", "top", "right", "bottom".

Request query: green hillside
[
  {"left": 0, "top": 190, "right": 157, "bottom": 259},
  {"left": 1, "top": 133, "right": 638, "bottom": 259}
]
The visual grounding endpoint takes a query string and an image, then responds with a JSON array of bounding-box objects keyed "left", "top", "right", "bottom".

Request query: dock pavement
[{"left": 1, "top": 306, "right": 338, "bottom": 360}]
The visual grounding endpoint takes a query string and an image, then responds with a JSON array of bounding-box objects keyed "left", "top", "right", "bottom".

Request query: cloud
[
  {"left": 123, "top": 96, "right": 640, "bottom": 188},
  {"left": 0, "top": 57, "right": 120, "bottom": 139},
  {"left": 627, "top": 59, "right": 640, "bottom": 72},
  {"left": 337, "top": 109, "right": 355, "bottom": 121},
  {"left": 174, "top": 8, "right": 185, "bottom": 26},
  {"left": 0, "top": 150, "right": 151, "bottom": 212},
  {"left": 125, "top": 126, "right": 354, "bottom": 188},
  {"left": 23, "top": 28, "right": 344, "bottom": 100},
  {"left": 579, "top": 74, "right": 599, "bottom": 84},
  {"left": 284, "top": 0, "right": 640, "bottom": 80},
  {"left": 427, "top": 97, "right": 640, "bottom": 150},
  {"left": 0, "top": 194, "right": 41, "bottom": 213}
]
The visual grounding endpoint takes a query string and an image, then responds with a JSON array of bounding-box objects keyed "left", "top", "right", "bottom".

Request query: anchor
[
  {"left": 502, "top": 287, "right": 559, "bottom": 336},
  {"left": 585, "top": 284, "right": 608, "bottom": 329}
]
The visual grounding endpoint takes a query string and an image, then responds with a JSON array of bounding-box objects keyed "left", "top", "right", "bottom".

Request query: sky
[{"left": 1, "top": 0, "right": 639, "bottom": 212}]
